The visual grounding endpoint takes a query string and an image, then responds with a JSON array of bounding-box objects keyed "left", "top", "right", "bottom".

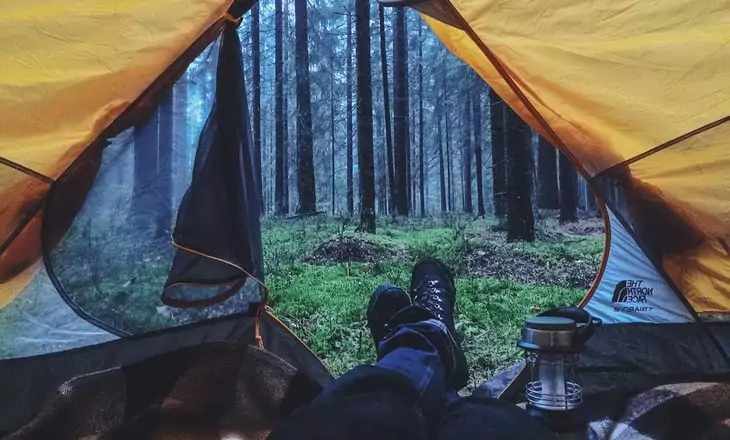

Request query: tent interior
[{"left": 1, "top": 0, "right": 730, "bottom": 438}]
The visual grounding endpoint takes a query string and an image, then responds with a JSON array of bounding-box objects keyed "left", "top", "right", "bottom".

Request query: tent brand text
[{"left": 612, "top": 280, "right": 653, "bottom": 313}]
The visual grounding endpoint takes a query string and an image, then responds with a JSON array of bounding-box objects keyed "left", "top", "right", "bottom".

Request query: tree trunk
[
  {"left": 537, "top": 136, "right": 560, "bottom": 209},
  {"left": 295, "top": 0, "right": 316, "bottom": 214},
  {"left": 376, "top": 104, "right": 388, "bottom": 214},
  {"left": 379, "top": 6, "right": 395, "bottom": 216},
  {"left": 445, "top": 102, "right": 453, "bottom": 212},
  {"left": 462, "top": 85, "right": 473, "bottom": 214},
  {"left": 489, "top": 87, "right": 506, "bottom": 220},
  {"left": 438, "top": 108, "right": 447, "bottom": 213},
  {"left": 283, "top": 84, "right": 290, "bottom": 214},
  {"left": 418, "top": 20, "right": 425, "bottom": 218},
  {"left": 283, "top": 35, "right": 290, "bottom": 214},
  {"left": 355, "top": 0, "right": 376, "bottom": 232},
  {"left": 472, "top": 74, "right": 485, "bottom": 217},
  {"left": 251, "top": 3, "right": 263, "bottom": 213},
  {"left": 158, "top": 91, "right": 173, "bottom": 236},
  {"left": 133, "top": 94, "right": 172, "bottom": 240},
  {"left": 392, "top": 7, "right": 409, "bottom": 216},
  {"left": 172, "top": 72, "right": 188, "bottom": 197},
  {"left": 559, "top": 150, "right": 578, "bottom": 223},
  {"left": 586, "top": 180, "right": 597, "bottom": 212},
  {"left": 330, "top": 72, "right": 336, "bottom": 215},
  {"left": 283, "top": 0, "right": 291, "bottom": 213},
  {"left": 345, "top": 12, "right": 354, "bottom": 216},
  {"left": 577, "top": 176, "right": 587, "bottom": 211},
  {"left": 409, "top": 106, "right": 415, "bottom": 212},
  {"left": 274, "top": 0, "right": 286, "bottom": 215},
  {"left": 505, "top": 106, "right": 535, "bottom": 241}
]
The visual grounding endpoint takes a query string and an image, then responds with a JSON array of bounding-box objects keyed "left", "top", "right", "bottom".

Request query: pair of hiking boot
[{"left": 366, "top": 258, "right": 469, "bottom": 389}]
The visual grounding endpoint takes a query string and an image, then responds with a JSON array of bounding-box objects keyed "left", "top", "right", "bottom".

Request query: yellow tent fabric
[
  {"left": 0, "top": 0, "right": 233, "bottom": 308},
  {"left": 2, "top": 0, "right": 729, "bottom": 315},
  {"left": 422, "top": 0, "right": 730, "bottom": 313}
]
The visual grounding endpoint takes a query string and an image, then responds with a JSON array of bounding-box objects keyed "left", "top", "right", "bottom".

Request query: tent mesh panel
[{"left": 0, "top": 23, "right": 264, "bottom": 350}]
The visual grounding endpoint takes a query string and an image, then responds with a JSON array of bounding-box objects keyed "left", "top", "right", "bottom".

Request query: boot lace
[{"left": 413, "top": 279, "right": 446, "bottom": 321}]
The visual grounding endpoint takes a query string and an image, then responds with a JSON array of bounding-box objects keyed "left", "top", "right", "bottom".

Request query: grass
[
  {"left": 262, "top": 214, "right": 602, "bottom": 388},
  {"left": 0, "top": 212, "right": 603, "bottom": 387}
]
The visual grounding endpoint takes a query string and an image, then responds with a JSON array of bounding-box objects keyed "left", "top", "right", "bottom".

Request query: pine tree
[
  {"left": 157, "top": 91, "right": 173, "bottom": 236},
  {"left": 537, "top": 136, "right": 560, "bottom": 209},
  {"left": 392, "top": 7, "right": 409, "bottom": 216},
  {"left": 438, "top": 98, "right": 447, "bottom": 213},
  {"left": 346, "top": 11, "right": 354, "bottom": 216},
  {"left": 445, "top": 98, "right": 453, "bottom": 211},
  {"left": 489, "top": 87, "right": 506, "bottom": 220},
  {"left": 294, "top": 0, "right": 316, "bottom": 214},
  {"left": 330, "top": 71, "right": 336, "bottom": 214},
  {"left": 462, "top": 82, "right": 473, "bottom": 214},
  {"left": 417, "top": 19, "right": 425, "bottom": 217},
  {"left": 559, "top": 150, "right": 578, "bottom": 223},
  {"left": 274, "top": 0, "right": 286, "bottom": 215},
  {"left": 251, "top": 3, "right": 263, "bottom": 212},
  {"left": 505, "top": 106, "right": 535, "bottom": 241},
  {"left": 282, "top": 2, "right": 290, "bottom": 214},
  {"left": 132, "top": 94, "right": 172, "bottom": 240},
  {"left": 355, "top": 0, "right": 376, "bottom": 232},
  {"left": 472, "top": 73, "right": 485, "bottom": 217},
  {"left": 379, "top": 5, "right": 395, "bottom": 216}
]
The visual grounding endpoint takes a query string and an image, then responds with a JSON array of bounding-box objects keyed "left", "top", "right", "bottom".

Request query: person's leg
[
  {"left": 406, "top": 258, "right": 469, "bottom": 390},
  {"left": 269, "top": 259, "right": 468, "bottom": 440},
  {"left": 268, "top": 285, "right": 440, "bottom": 440},
  {"left": 436, "top": 396, "right": 559, "bottom": 440}
]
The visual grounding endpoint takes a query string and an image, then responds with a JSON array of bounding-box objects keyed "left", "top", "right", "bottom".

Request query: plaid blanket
[
  {"left": 8, "top": 344, "right": 730, "bottom": 440},
  {"left": 4, "top": 343, "right": 322, "bottom": 440},
  {"left": 581, "top": 382, "right": 730, "bottom": 440},
  {"left": 479, "top": 367, "right": 730, "bottom": 439}
]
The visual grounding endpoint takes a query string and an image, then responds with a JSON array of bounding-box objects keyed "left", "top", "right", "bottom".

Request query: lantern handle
[{"left": 538, "top": 307, "right": 602, "bottom": 349}]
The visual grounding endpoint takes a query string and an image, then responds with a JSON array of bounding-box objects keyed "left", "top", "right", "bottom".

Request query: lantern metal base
[{"left": 526, "top": 404, "right": 587, "bottom": 434}]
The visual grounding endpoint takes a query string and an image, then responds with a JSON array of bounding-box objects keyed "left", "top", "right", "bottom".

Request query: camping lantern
[{"left": 518, "top": 310, "right": 601, "bottom": 432}]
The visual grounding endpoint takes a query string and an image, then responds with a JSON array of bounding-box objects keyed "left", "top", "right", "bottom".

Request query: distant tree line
[{"left": 125, "top": 2, "right": 597, "bottom": 241}]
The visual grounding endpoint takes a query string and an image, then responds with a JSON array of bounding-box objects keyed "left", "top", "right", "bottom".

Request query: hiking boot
[
  {"left": 409, "top": 258, "right": 469, "bottom": 389},
  {"left": 366, "top": 285, "right": 412, "bottom": 346}
]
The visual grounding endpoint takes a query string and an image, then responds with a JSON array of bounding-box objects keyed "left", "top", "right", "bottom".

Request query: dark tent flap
[
  {"left": 32, "top": 29, "right": 259, "bottom": 337},
  {"left": 163, "top": 22, "right": 264, "bottom": 309}
]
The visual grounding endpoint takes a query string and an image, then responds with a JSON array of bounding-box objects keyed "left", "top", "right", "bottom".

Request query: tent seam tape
[
  {"left": 0, "top": 157, "right": 54, "bottom": 184},
  {"left": 0, "top": 196, "right": 46, "bottom": 257},
  {"left": 595, "top": 116, "right": 730, "bottom": 180}
]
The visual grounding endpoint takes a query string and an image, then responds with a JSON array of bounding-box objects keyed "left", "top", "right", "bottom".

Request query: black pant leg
[
  {"left": 269, "top": 310, "right": 453, "bottom": 440},
  {"left": 268, "top": 365, "right": 429, "bottom": 440},
  {"left": 436, "top": 396, "right": 559, "bottom": 440}
]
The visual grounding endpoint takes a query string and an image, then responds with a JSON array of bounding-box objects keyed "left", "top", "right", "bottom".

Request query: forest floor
[{"left": 262, "top": 211, "right": 605, "bottom": 390}]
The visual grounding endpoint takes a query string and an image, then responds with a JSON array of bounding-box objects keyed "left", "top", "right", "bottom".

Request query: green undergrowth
[
  {"left": 0, "top": 214, "right": 601, "bottom": 385},
  {"left": 262, "top": 215, "right": 602, "bottom": 388}
]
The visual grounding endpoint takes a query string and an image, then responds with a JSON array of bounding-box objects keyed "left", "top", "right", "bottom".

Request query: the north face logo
[
  {"left": 612, "top": 281, "right": 628, "bottom": 303},
  {"left": 612, "top": 280, "right": 653, "bottom": 303}
]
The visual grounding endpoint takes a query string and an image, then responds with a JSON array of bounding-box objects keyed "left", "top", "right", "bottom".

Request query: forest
[
  {"left": 235, "top": 1, "right": 603, "bottom": 383},
  {"left": 0, "top": 2, "right": 604, "bottom": 382},
  {"left": 240, "top": 0, "right": 598, "bottom": 229}
]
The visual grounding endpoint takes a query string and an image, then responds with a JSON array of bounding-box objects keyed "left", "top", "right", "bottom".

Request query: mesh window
[
  {"left": 0, "top": 266, "right": 115, "bottom": 358},
  {"left": 42, "top": 26, "right": 263, "bottom": 336}
]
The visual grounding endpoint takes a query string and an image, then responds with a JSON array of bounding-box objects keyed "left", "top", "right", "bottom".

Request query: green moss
[
  {"left": 0, "top": 214, "right": 602, "bottom": 385},
  {"left": 261, "top": 215, "right": 599, "bottom": 383}
]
